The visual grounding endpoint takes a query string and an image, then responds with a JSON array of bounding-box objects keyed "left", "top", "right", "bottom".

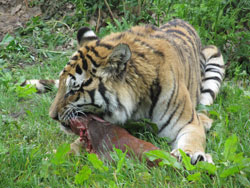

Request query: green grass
[{"left": 1, "top": 1, "right": 250, "bottom": 187}]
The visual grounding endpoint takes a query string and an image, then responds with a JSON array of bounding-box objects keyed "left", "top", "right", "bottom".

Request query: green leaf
[
  {"left": 145, "top": 150, "right": 182, "bottom": 169},
  {"left": 196, "top": 161, "right": 217, "bottom": 174},
  {"left": 237, "top": 174, "right": 250, "bottom": 187},
  {"left": 179, "top": 149, "right": 196, "bottom": 171},
  {"left": 0, "top": 143, "right": 8, "bottom": 155},
  {"left": 74, "top": 165, "right": 92, "bottom": 185},
  {"left": 15, "top": 84, "right": 37, "bottom": 98},
  {"left": 224, "top": 134, "right": 238, "bottom": 161},
  {"left": 143, "top": 119, "right": 159, "bottom": 134},
  {"left": 108, "top": 180, "right": 118, "bottom": 188},
  {"left": 87, "top": 153, "right": 108, "bottom": 172},
  {"left": 0, "top": 33, "right": 14, "bottom": 46},
  {"left": 209, "top": 110, "right": 221, "bottom": 119},
  {"left": 187, "top": 172, "right": 201, "bottom": 182},
  {"left": 51, "top": 143, "right": 70, "bottom": 165},
  {"left": 235, "top": 156, "right": 250, "bottom": 171},
  {"left": 113, "top": 148, "right": 127, "bottom": 174},
  {"left": 233, "top": 152, "right": 244, "bottom": 164},
  {"left": 220, "top": 166, "right": 240, "bottom": 178}
]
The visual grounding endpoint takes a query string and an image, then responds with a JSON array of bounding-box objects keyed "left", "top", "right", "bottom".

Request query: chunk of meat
[{"left": 70, "top": 115, "right": 160, "bottom": 166}]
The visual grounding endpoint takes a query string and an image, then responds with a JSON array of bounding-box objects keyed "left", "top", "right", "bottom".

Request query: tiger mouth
[{"left": 60, "top": 113, "right": 104, "bottom": 132}]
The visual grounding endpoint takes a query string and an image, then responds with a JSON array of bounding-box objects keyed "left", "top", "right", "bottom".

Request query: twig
[
  {"left": 103, "top": 0, "right": 118, "bottom": 27},
  {"left": 138, "top": 0, "right": 141, "bottom": 16},
  {"left": 47, "top": 19, "right": 72, "bottom": 31},
  {"left": 96, "top": 8, "right": 101, "bottom": 33},
  {"left": 24, "top": 0, "right": 28, "bottom": 9}
]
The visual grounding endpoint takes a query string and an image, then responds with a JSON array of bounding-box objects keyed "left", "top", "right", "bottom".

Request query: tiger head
[{"left": 49, "top": 27, "right": 136, "bottom": 132}]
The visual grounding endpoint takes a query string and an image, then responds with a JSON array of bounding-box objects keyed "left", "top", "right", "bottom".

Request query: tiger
[{"left": 24, "top": 19, "right": 225, "bottom": 164}]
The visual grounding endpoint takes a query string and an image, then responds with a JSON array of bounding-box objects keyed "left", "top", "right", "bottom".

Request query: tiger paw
[{"left": 171, "top": 149, "right": 214, "bottom": 165}]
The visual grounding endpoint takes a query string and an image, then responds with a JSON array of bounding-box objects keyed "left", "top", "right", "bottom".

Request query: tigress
[{"left": 24, "top": 19, "right": 225, "bottom": 164}]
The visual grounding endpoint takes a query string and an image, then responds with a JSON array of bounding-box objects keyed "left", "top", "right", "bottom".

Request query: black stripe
[
  {"left": 151, "top": 33, "right": 198, "bottom": 63},
  {"left": 162, "top": 19, "right": 199, "bottom": 44},
  {"left": 145, "top": 24, "right": 159, "bottom": 31},
  {"left": 129, "top": 60, "right": 147, "bottom": 86},
  {"left": 200, "top": 52, "right": 206, "bottom": 74},
  {"left": 165, "top": 29, "right": 187, "bottom": 38},
  {"left": 133, "top": 51, "right": 146, "bottom": 59},
  {"left": 208, "top": 51, "right": 221, "bottom": 60},
  {"left": 162, "top": 22, "right": 199, "bottom": 53},
  {"left": 149, "top": 79, "right": 161, "bottom": 118},
  {"left": 110, "top": 33, "right": 125, "bottom": 41},
  {"left": 68, "top": 73, "right": 76, "bottom": 80},
  {"left": 86, "top": 54, "right": 100, "bottom": 67},
  {"left": 134, "top": 39, "right": 164, "bottom": 58},
  {"left": 76, "top": 64, "right": 82, "bottom": 75},
  {"left": 88, "top": 89, "right": 95, "bottom": 103},
  {"left": 158, "top": 102, "right": 181, "bottom": 133},
  {"left": 74, "top": 92, "right": 80, "bottom": 102},
  {"left": 154, "top": 32, "right": 196, "bottom": 92},
  {"left": 170, "top": 99, "right": 187, "bottom": 131},
  {"left": 90, "top": 46, "right": 106, "bottom": 59},
  {"left": 187, "top": 109, "right": 194, "bottom": 125},
  {"left": 201, "top": 89, "right": 215, "bottom": 99},
  {"left": 165, "top": 29, "right": 197, "bottom": 56},
  {"left": 160, "top": 69, "right": 177, "bottom": 120},
  {"left": 200, "top": 52, "right": 206, "bottom": 63},
  {"left": 128, "top": 30, "right": 145, "bottom": 37},
  {"left": 85, "top": 46, "right": 90, "bottom": 51},
  {"left": 206, "top": 63, "right": 224, "bottom": 68},
  {"left": 159, "top": 24, "right": 169, "bottom": 30},
  {"left": 82, "top": 57, "right": 88, "bottom": 70},
  {"left": 175, "top": 102, "right": 186, "bottom": 125},
  {"left": 180, "top": 21, "right": 198, "bottom": 39},
  {"left": 170, "top": 109, "right": 195, "bottom": 144},
  {"left": 83, "top": 36, "right": 98, "bottom": 41},
  {"left": 196, "top": 84, "right": 200, "bottom": 106},
  {"left": 64, "top": 90, "right": 75, "bottom": 98},
  {"left": 78, "top": 50, "right": 88, "bottom": 70},
  {"left": 96, "top": 40, "right": 113, "bottom": 50},
  {"left": 202, "top": 76, "right": 222, "bottom": 83},
  {"left": 77, "top": 103, "right": 101, "bottom": 108},
  {"left": 82, "top": 78, "right": 93, "bottom": 87},
  {"left": 205, "top": 68, "right": 223, "bottom": 77},
  {"left": 98, "top": 81, "right": 110, "bottom": 108},
  {"left": 71, "top": 56, "right": 78, "bottom": 60}
]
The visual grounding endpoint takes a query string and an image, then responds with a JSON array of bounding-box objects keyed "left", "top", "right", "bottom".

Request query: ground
[{"left": 0, "top": 0, "right": 41, "bottom": 41}]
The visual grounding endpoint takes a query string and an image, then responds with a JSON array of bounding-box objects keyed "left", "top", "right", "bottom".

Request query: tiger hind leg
[
  {"left": 200, "top": 45, "right": 225, "bottom": 105},
  {"left": 171, "top": 115, "right": 213, "bottom": 164},
  {"left": 21, "top": 79, "right": 59, "bottom": 93}
]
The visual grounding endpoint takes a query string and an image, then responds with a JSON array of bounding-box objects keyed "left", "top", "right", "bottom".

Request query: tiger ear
[
  {"left": 106, "top": 43, "right": 131, "bottom": 77},
  {"left": 77, "top": 27, "right": 98, "bottom": 46}
]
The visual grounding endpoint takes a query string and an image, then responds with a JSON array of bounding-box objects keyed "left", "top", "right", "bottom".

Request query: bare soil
[{"left": 0, "top": 0, "right": 41, "bottom": 41}]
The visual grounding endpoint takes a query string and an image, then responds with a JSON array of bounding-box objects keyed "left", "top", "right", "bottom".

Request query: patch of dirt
[{"left": 0, "top": 0, "right": 41, "bottom": 41}]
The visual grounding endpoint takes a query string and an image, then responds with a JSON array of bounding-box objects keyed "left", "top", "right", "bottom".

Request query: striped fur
[
  {"left": 29, "top": 19, "right": 225, "bottom": 164},
  {"left": 200, "top": 45, "right": 225, "bottom": 105}
]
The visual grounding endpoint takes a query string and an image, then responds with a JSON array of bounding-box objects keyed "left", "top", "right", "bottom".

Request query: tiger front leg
[{"left": 171, "top": 121, "right": 213, "bottom": 164}]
